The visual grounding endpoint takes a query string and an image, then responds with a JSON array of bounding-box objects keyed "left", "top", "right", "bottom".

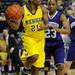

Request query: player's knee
[{"left": 56, "top": 64, "right": 64, "bottom": 70}]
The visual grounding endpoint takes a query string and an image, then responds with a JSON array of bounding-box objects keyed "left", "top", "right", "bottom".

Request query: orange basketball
[{"left": 5, "top": 4, "right": 23, "bottom": 20}]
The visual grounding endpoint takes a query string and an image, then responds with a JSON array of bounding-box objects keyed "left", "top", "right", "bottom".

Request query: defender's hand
[{"left": 38, "top": 25, "right": 49, "bottom": 31}]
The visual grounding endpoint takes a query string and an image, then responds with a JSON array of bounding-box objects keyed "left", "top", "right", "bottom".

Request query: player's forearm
[
  {"left": 55, "top": 28, "right": 70, "bottom": 34},
  {"left": 38, "top": 24, "right": 50, "bottom": 30}
]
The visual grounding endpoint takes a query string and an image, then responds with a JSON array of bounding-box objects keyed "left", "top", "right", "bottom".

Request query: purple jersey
[
  {"left": 67, "top": 15, "right": 75, "bottom": 61},
  {"left": 69, "top": 15, "right": 75, "bottom": 42},
  {"left": 45, "top": 11, "right": 64, "bottom": 46}
]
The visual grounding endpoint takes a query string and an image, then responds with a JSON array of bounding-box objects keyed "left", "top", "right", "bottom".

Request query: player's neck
[
  {"left": 29, "top": 3, "right": 37, "bottom": 11},
  {"left": 27, "top": 3, "right": 38, "bottom": 15},
  {"left": 49, "top": 10, "right": 57, "bottom": 16}
]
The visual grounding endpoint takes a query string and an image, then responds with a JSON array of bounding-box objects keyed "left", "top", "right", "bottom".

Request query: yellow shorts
[
  {"left": 21, "top": 36, "right": 45, "bottom": 68},
  {"left": 0, "top": 52, "right": 8, "bottom": 61},
  {"left": 20, "top": 50, "right": 28, "bottom": 64}
]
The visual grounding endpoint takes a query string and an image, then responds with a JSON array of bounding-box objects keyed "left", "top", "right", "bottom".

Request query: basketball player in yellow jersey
[
  {"left": 21, "top": 0, "right": 48, "bottom": 75},
  {"left": 0, "top": 39, "right": 8, "bottom": 66}
]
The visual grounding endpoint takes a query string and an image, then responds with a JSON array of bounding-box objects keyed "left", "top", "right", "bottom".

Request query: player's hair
[{"left": 48, "top": 0, "right": 57, "bottom": 4}]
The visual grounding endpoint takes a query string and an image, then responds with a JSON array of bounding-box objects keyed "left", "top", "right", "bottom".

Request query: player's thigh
[
  {"left": 22, "top": 36, "right": 39, "bottom": 57},
  {"left": 67, "top": 45, "right": 75, "bottom": 61},
  {"left": 45, "top": 43, "right": 52, "bottom": 60},
  {"left": 54, "top": 43, "right": 65, "bottom": 64},
  {"left": 33, "top": 39, "right": 45, "bottom": 68}
]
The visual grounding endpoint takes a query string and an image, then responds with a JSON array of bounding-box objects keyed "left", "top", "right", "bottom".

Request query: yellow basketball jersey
[{"left": 22, "top": 5, "right": 45, "bottom": 41}]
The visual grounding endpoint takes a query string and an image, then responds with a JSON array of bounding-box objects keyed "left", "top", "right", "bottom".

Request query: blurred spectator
[
  {"left": 57, "top": 0, "right": 64, "bottom": 12},
  {"left": 42, "top": 0, "right": 48, "bottom": 5},
  {"left": 0, "top": 0, "right": 24, "bottom": 13}
]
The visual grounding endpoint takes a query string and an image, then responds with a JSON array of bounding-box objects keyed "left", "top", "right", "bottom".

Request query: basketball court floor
[
  {"left": 0, "top": 69, "right": 75, "bottom": 75},
  {"left": 31, "top": 69, "right": 75, "bottom": 75}
]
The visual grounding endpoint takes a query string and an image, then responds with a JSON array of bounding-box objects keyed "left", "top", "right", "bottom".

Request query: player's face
[
  {"left": 48, "top": 0, "right": 57, "bottom": 13},
  {"left": 7, "top": 18, "right": 21, "bottom": 30},
  {"left": 71, "top": 2, "right": 75, "bottom": 13}
]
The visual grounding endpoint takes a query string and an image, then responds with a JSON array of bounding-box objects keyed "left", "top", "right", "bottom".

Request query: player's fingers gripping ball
[{"left": 5, "top": 4, "right": 23, "bottom": 20}]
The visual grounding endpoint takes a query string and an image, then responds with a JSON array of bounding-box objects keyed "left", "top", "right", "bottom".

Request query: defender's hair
[{"left": 48, "top": 0, "right": 57, "bottom": 3}]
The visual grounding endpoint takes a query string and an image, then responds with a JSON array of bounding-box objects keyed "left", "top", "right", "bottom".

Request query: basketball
[{"left": 5, "top": 4, "right": 23, "bottom": 20}]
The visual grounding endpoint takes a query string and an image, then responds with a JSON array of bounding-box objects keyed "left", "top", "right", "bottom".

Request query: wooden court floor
[{"left": 0, "top": 69, "right": 75, "bottom": 75}]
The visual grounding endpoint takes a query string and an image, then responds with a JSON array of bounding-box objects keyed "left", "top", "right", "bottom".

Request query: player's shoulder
[
  {"left": 60, "top": 12, "right": 67, "bottom": 21},
  {"left": 68, "top": 14, "right": 75, "bottom": 23},
  {"left": 68, "top": 15, "right": 75, "bottom": 19},
  {"left": 40, "top": 5, "right": 48, "bottom": 13}
]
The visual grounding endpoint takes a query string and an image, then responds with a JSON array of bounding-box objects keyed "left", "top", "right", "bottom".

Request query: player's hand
[
  {"left": 38, "top": 25, "right": 49, "bottom": 31},
  {"left": 51, "top": 25, "right": 59, "bottom": 31},
  {"left": 7, "top": 18, "right": 21, "bottom": 31}
]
